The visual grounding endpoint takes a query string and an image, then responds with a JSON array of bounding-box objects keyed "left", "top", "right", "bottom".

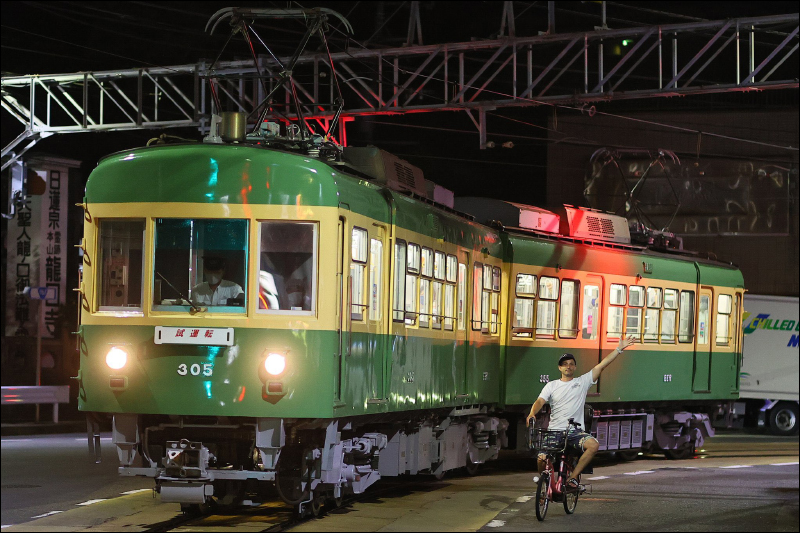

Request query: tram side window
[
  {"left": 491, "top": 266, "right": 501, "bottom": 334},
  {"left": 369, "top": 239, "right": 383, "bottom": 321},
  {"left": 644, "top": 287, "right": 662, "bottom": 342},
  {"left": 457, "top": 262, "right": 467, "bottom": 331},
  {"left": 405, "top": 244, "right": 420, "bottom": 325},
  {"left": 444, "top": 255, "right": 458, "bottom": 331},
  {"left": 472, "top": 262, "right": 483, "bottom": 331},
  {"left": 661, "top": 289, "right": 678, "bottom": 343},
  {"left": 432, "top": 251, "right": 445, "bottom": 329},
  {"left": 393, "top": 241, "right": 407, "bottom": 322},
  {"left": 558, "top": 279, "right": 580, "bottom": 339},
  {"left": 419, "top": 248, "right": 433, "bottom": 328},
  {"left": 581, "top": 285, "right": 600, "bottom": 340},
  {"left": 513, "top": 273, "right": 537, "bottom": 338},
  {"left": 607, "top": 283, "right": 626, "bottom": 340},
  {"left": 716, "top": 294, "right": 733, "bottom": 346},
  {"left": 536, "top": 276, "right": 559, "bottom": 339},
  {"left": 678, "top": 291, "right": 695, "bottom": 343},
  {"left": 698, "top": 294, "right": 710, "bottom": 345},
  {"left": 98, "top": 219, "right": 145, "bottom": 311},
  {"left": 626, "top": 286, "right": 644, "bottom": 338},
  {"left": 350, "top": 228, "right": 368, "bottom": 320},
  {"left": 258, "top": 221, "right": 315, "bottom": 312},
  {"left": 154, "top": 218, "right": 247, "bottom": 313}
]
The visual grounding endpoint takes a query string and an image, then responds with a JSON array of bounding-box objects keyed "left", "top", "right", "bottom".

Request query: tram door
[
  {"left": 582, "top": 274, "right": 604, "bottom": 394},
  {"left": 335, "top": 218, "right": 346, "bottom": 402},
  {"left": 344, "top": 224, "right": 388, "bottom": 405},
  {"left": 365, "top": 225, "right": 388, "bottom": 402},
  {"left": 692, "top": 287, "right": 713, "bottom": 392},
  {"left": 456, "top": 251, "right": 470, "bottom": 398}
]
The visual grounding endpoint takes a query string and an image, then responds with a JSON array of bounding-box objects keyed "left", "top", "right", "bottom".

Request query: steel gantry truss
[{"left": 2, "top": 11, "right": 798, "bottom": 169}]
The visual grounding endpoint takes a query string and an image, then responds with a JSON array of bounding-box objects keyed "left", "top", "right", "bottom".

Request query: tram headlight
[
  {"left": 106, "top": 347, "right": 128, "bottom": 370},
  {"left": 264, "top": 353, "right": 286, "bottom": 376}
]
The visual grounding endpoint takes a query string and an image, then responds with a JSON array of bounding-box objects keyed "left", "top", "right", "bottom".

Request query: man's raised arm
[{"left": 592, "top": 335, "right": 636, "bottom": 382}]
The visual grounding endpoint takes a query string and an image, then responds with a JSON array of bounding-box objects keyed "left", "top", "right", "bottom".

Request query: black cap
[
  {"left": 558, "top": 353, "right": 576, "bottom": 366},
  {"left": 203, "top": 256, "right": 225, "bottom": 270}
]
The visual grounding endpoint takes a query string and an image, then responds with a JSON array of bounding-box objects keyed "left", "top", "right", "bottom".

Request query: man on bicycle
[{"left": 526, "top": 335, "right": 635, "bottom": 490}]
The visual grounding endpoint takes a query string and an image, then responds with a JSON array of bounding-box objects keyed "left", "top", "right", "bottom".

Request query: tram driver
[{"left": 192, "top": 256, "right": 244, "bottom": 306}]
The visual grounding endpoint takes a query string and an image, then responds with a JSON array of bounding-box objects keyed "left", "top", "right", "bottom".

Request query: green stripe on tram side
[
  {"left": 504, "top": 345, "right": 739, "bottom": 407},
  {"left": 79, "top": 324, "right": 339, "bottom": 418},
  {"left": 79, "top": 325, "right": 502, "bottom": 418}
]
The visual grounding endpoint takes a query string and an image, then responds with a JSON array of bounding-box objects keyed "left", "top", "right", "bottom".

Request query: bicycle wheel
[
  {"left": 563, "top": 473, "right": 580, "bottom": 514},
  {"left": 535, "top": 473, "right": 550, "bottom": 521}
]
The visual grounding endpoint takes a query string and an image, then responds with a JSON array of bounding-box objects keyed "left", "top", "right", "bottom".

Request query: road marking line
[
  {"left": 2, "top": 525, "right": 14, "bottom": 529},
  {"left": 587, "top": 476, "right": 610, "bottom": 480},
  {"left": 770, "top": 461, "right": 799, "bottom": 466},
  {"left": 515, "top": 495, "right": 532, "bottom": 503},
  {"left": 31, "top": 511, "right": 64, "bottom": 519},
  {"left": 623, "top": 470, "right": 655, "bottom": 475},
  {"left": 719, "top": 465, "right": 753, "bottom": 469},
  {"left": 121, "top": 488, "right": 151, "bottom": 495},
  {"left": 77, "top": 499, "right": 108, "bottom": 506},
  {"left": 486, "top": 520, "right": 506, "bottom": 528}
]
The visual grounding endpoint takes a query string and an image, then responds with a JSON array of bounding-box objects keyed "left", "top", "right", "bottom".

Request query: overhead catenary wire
[{"left": 319, "top": 24, "right": 799, "bottom": 155}]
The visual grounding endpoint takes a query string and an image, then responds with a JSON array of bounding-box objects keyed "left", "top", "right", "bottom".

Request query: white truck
[{"left": 737, "top": 294, "right": 799, "bottom": 436}]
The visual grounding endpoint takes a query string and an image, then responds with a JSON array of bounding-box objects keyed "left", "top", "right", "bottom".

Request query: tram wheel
[
  {"left": 465, "top": 453, "right": 480, "bottom": 476},
  {"left": 617, "top": 450, "right": 639, "bottom": 461},
  {"left": 180, "top": 502, "right": 209, "bottom": 516},
  {"left": 310, "top": 495, "right": 323, "bottom": 518},
  {"left": 664, "top": 445, "right": 694, "bottom": 460},
  {"left": 325, "top": 493, "right": 343, "bottom": 510}
]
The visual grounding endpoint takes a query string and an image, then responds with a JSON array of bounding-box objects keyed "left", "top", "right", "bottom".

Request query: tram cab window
[
  {"left": 98, "top": 219, "right": 145, "bottom": 312},
  {"left": 152, "top": 218, "right": 247, "bottom": 313},
  {"left": 258, "top": 221, "right": 317, "bottom": 313}
]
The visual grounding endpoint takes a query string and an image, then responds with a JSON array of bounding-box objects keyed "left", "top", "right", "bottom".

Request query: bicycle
[{"left": 529, "top": 418, "right": 587, "bottom": 521}]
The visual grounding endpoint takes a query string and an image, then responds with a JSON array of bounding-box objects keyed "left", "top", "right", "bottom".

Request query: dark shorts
[{"left": 538, "top": 429, "right": 598, "bottom": 460}]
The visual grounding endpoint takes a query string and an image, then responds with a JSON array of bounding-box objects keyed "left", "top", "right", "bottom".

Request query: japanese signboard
[
  {"left": 154, "top": 326, "right": 234, "bottom": 346},
  {"left": 5, "top": 158, "right": 75, "bottom": 338}
]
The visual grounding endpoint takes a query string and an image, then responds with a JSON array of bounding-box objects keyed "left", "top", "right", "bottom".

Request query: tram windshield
[
  {"left": 152, "top": 218, "right": 248, "bottom": 313},
  {"left": 257, "top": 221, "right": 317, "bottom": 313}
]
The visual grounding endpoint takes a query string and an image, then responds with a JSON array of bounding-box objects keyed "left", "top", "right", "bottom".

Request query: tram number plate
[{"left": 154, "top": 326, "right": 234, "bottom": 346}]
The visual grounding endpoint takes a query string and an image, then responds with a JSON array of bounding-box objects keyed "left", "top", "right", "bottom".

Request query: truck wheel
[{"left": 769, "top": 402, "right": 799, "bottom": 436}]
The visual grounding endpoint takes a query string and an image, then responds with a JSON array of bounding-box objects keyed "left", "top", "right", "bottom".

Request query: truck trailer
[{"left": 737, "top": 294, "right": 799, "bottom": 436}]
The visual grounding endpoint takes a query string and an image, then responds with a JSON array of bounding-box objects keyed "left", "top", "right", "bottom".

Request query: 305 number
[{"left": 177, "top": 363, "right": 213, "bottom": 377}]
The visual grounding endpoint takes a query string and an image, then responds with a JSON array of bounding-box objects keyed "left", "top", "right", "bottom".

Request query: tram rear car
[{"left": 77, "top": 140, "right": 743, "bottom": 511}]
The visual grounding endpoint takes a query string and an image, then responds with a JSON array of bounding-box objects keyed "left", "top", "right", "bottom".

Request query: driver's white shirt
[
  {"left": 191, "top": 280, "right": 243, "bottom": 306},
  {"left": 538, "top": 371, "right": 596, "bottom": 431}
]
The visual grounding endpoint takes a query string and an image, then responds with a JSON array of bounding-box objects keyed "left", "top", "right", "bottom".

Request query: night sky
[{"left": 2, "top": 1, "right": 798, "bottom": 205}]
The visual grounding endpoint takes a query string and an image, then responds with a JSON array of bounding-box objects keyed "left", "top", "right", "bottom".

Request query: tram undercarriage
[{"left": 104, "top": 408, "right": 509, "bottom": 514}]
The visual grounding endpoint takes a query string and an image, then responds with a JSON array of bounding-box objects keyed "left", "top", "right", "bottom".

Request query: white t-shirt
[
  {"left": 192, "top": 280, "right": 243, "bottom": 306},
  {"left": 538, "top": 371, "right": 597, "bottom": 431}
]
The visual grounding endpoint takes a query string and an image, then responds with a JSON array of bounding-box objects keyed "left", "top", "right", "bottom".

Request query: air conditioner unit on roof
[{"left": 559, "top": 205, "right": 631, "bottom": 244}]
